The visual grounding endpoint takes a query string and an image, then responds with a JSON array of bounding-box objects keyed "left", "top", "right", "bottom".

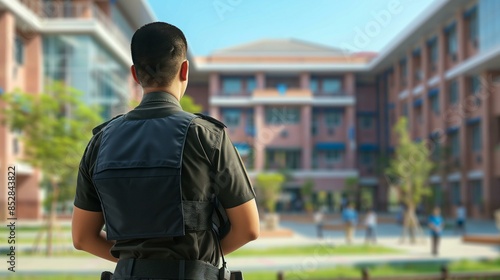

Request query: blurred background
[{"left": 0, "top": 0, "right": 499, "bottom": 279}]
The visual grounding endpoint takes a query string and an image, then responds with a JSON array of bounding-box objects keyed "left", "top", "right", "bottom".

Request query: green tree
[
  {"left": 344, "top": 176, "right": 360, "bottom": 209},
  {"left": 300, "top": 178, "right": 315, "bottom": 212},
  {"left": 255, "top": 173, "right": 285, "bottom": 213},
  {"left": 180, "top": 94, "right": 202, "bottom": 113},
  {"left": 386, "top": 117, "right": 434, "bottom": 244},
  {"left": 1, "top": 82, "right": 102, "bottom": 255}
]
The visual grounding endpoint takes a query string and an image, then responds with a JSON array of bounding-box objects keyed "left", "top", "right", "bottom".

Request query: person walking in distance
[
  {"left": 342, "top": 202, "right": 358, "bottom": 244},
  {"left": 364, "top": 208, "right": 377, "bottom": 245},
  {"left": 455, "top": 201, "right": 466, "bottom": 235},
  {"left": 428, "top": 206, "right": 444, "bottom": 256}
]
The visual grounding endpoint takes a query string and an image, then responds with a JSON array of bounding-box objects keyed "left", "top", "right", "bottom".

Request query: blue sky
[{"left": 148, "top": 0, "right": 434, "bottom": 56}]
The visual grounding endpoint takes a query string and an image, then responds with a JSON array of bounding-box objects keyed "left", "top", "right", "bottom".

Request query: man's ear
[
  {"left": 180, "top": 60, "right": 189, "bottom": 81},
  {"left": 130, "top": 65, "right": 141, "bottom": 85}
]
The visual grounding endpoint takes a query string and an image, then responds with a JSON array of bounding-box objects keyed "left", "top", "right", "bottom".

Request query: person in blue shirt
[
  {"left": 428, "top": 206, "right": 444, "bottom": 256},
  {"left": 342, "top": 202, "right": 358, "bottom": 244}
]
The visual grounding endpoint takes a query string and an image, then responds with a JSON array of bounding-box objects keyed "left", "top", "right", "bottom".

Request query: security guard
[{"left": 71, "top": 22, "right": 260, "bottom": 280}]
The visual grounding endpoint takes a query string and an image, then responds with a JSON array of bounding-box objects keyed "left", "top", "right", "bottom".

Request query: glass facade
[
  {"left": 479, "top": 0, "right": 500, "bottom": 52},
  {"left": 43, "top": 35, "right": 130, "bottom": 119},
  {"left": 111, "top": 5, "right": 135, "bottom": 41}
]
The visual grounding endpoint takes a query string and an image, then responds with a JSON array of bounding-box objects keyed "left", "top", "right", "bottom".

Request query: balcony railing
[{"left": 18, "top": 0, "right": 129, "bottom": 50}]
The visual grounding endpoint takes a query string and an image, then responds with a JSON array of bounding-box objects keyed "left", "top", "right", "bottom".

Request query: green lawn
[
  {"left": 229, "top": 244, "right": 401, "bottom": 257},
  {"left": 1, "top": 259, "right": 499, "bottom": 280}
]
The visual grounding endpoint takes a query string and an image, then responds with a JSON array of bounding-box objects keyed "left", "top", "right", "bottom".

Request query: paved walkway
[{"left": 1, "top": 220, "right": 499, "bottom": 275}]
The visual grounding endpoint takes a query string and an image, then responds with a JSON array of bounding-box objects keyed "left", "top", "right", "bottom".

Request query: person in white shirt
[
  {"left": 314, "top": 206, "right": 326, "bottom": 239},
  {"left": 364, "top": 208, "right": 377, "bottom": 244},
  {"left": 455, "top": 201, "right": 466, "bottom": 235}
]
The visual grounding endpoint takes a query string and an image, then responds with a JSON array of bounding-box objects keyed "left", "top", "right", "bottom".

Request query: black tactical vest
[{"left": 92, "top": 111, "right": 213, "bottom": 240}]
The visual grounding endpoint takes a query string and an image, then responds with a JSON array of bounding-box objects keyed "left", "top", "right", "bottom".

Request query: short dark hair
[{"left": 131, "top": 22, "right": 187, "bottom": 87}]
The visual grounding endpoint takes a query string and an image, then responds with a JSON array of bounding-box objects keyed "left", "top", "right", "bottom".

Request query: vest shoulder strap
[
  {"left": 194, "top": 113, "right": 226, "bottom": 128},
  {"left": 92, "top": 114, "right": 124, "bottom": 135}
]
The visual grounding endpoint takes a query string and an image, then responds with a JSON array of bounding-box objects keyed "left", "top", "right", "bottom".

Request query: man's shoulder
[
  {"left": 92, "top": 114, "right": 125, "bottom": 135},
  {"left": 190, "top": 113, "right": 226, "bottom": 134}
]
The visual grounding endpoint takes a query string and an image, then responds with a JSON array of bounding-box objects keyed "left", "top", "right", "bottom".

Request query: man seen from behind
[{"left": 71, "top": 22, "right": 260, "bottom": 280}]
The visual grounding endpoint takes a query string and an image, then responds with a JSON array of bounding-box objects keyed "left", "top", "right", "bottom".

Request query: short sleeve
[
  {"left": 212, "top": 130, "right": 255, "bottom": 209},
  {"left": 74, "top": 141, "right": 102, "bottom": 212}
]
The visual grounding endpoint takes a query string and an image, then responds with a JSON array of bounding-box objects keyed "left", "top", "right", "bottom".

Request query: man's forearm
[{"left": 79, "top": 231, "right": 118, "bottom": 263}]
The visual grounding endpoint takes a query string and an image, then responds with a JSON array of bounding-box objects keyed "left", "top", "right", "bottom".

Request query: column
[
  {"left": 301, "top": 105, "right": 312, "bottom": 170},
  {"left": 208, "top": 73, "right": 220, "bottom": 120},
  {"left": 254, "top": 105, "right": 265, "bottom": 171},
  {"left": 481, "top": 71, "right": 492, "bottom": 216},
  {"left": 0, "top": 11, "right": 15, "bottom": 221},
  {"left": 344, "top": 72, "right": 355, "bottom": 95},
  {"left": 256, "top": 72, "right": 265, "bottom": 89},
  {"left": 458, "top": 75, "right": 469, "bottom": 210},
  {"left": 456, "top": 8, "right": 466, "bottom": 63},
  {"left": 345, "top": 105, "right": 356, "bottom": 168},
  {"left": 25, "top": 33, "right": 42, "bottom": 94},
  {"left": 300, "top": 72, "right": 310, "bottom": 90}
]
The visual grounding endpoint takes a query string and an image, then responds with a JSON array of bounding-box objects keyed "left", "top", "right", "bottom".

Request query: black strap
[{"left": 114, "top": 259, "right": 219, "bottom": 280}]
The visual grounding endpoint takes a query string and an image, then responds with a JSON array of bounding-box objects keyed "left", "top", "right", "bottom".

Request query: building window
[
  {"left": 466, "top": 7, "right": 478, "bottom": 45},
  {"left": 265, "top": 107, "right": 300, "bottom": 124},
  {"left": 222, "top": 78, "right": 242, "bottom": 95},
  {"left": 310, "top": 77, "right": 342, "bottom": 95},
  {"left": 359, "top": 151, "right": 373, "bottom": 165},
  {"left": 266, "top": 149, "right": 301, "bottom": 170},
  {"left": 451, "top": 182, "right": 461, "bottom": 205},
  {"left": 431, "top": 141, "right": 441, "bottom": 161},
  {"left": 324, "top": 111, "right": 342, "bottom": 127},
  {"left": 359, "top": 116, "right": 373, "bottom": 129},
  {"left": 312, "top": 114, "right": 319, "bottom": 135},
  {"left": 402, "top": 102, "right": 409, "bottom": 119},
  {"left": 449, "top": 79, "right": 459, "bottom": 105},
  {"left": 471, "top": 123, "right": 482, "bottom": 151},
  {"left": 223, "top": 109, "right": 241, "bottom": 127},
  {"left": 428, "top": 38, "right": 438, "bottom": 72},
  {"left": 13, "top": 138, "right": 20, "bottom": 155},
  {"left": 245, "top": 110, "right": 254, "bottom": 136},
  {"left": 471, "top": 180, "right": 482, "bottom": 206},
  {"left": 246, "top": 78, "right": 256, "bottom": 93},
  {"left": 400, "top": 59, "right": 407, "bottom": 87},
  {"left": 325, "top": 150, "right": 341, "bottom": 164},
  {"left": 322, "top": 78, "right": 342, "bottom": 94},
  {"left": 221, "top": 77, "right": 256, "bottom": 95},
  {"left": 416, "top": 107, "right": 423, "bottom": 124},
  {"left": 430, "top": 94, "right": 440, "bottom": 114},
  {"left": 471, "top": 75, "right": 481, "bottom": 94},
  {"left": 15, "top": 36, "right": 25, "bottom": 65},
  {"left": 312, "top": 150, "right": 318, "bottom": 169},
  {"left": 446, "top": 24, "right": 458, "bottom": 60},
  {"left": 432, "top": 184, "right": 443, "bottom": 206},
  {"left": 450, "top": 131, "right": 460, "bottom": 157}
]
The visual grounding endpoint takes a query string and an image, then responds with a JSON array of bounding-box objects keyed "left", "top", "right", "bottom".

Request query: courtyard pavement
[{"left": 1, "top": 218, "right": 498, "bottom": 275}]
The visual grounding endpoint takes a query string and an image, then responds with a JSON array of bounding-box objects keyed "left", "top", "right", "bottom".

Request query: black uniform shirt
[{"left": 74, "top": 91, "right": 255, "bottom": 265}]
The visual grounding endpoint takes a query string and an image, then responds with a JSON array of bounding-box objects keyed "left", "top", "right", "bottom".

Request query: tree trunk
[
  {"left": 400, "top": 203, "right": 424, "bottom": 244},
  {"left": 47, "top": 178, "right": 60, "bottom": 256}
]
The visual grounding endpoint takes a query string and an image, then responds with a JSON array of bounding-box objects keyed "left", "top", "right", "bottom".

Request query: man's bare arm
[
  {"left": 71, "top": 206, "right": 118, "bottom": 262},
  {"left": 221, "top": 198, "right": 259, "bottom": 255}
]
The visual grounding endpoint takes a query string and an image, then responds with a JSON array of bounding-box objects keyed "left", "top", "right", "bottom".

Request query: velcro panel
[
  {"left": 183, "top": 201, "right": 213, "bottom": 231},
  {"left": 94, "top": 167, "right": 184, "bottom": 240}
]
